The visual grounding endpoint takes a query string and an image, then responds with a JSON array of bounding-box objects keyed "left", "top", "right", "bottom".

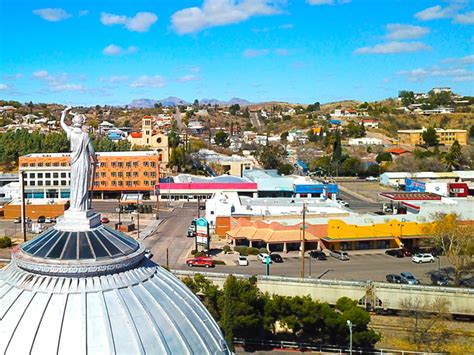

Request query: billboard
[
  {"left": 405, "top": 178, "right": 426, "bottom": 192},
  {"left": 196, "top": 217, "right": 209, "bottom": 246}
]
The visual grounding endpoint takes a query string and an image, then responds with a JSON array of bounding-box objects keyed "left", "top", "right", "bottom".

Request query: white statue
[{"left": 60, "top": 106, "right": 98, "bottom": 211}]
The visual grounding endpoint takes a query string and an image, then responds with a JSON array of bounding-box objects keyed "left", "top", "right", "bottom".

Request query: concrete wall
[{"left": 173, "top": 270, "right": 474, "bottom": 316}]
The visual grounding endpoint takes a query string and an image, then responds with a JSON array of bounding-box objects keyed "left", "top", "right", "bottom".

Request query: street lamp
[
  {"left": 301, "top": 201, "right": 308, "bottom": 278},
  {"left": 347, "top": 320, "right": 353, "bottom": 355},
  {"left": 132, "top": 211, "right": 140, "bottom": 239}
]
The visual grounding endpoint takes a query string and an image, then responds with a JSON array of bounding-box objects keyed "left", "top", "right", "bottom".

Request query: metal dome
[{"left": 1, "top": 223, "right": 230, "bottom": 354}]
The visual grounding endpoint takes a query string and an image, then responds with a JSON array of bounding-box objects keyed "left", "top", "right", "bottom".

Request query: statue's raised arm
[{"left": 60, "top": 106, "right": 73, "bottom": 134}]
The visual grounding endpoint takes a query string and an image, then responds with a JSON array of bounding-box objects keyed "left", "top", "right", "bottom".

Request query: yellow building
[
  {"left": 128, "top": 116, "right": 169, "bottom": 163},
  {"left": 398, "top": 128, "right": 468, "bottom": 146}
]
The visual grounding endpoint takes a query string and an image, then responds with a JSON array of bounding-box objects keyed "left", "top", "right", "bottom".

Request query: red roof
[
  {"left": 386, "top": 148, "right": 409, "bottom": 155},
  {"left": 379, "top": 192, "right": 442, "bottom": 201},
  {"left": 143, "top": 115, "right": 153, "bottom": 119},
  {"left": 362, "top": 119, "right": 377, "bottom": 123},
  {"left": 130, "top": 132, "right": 142, "bottom": 138}
]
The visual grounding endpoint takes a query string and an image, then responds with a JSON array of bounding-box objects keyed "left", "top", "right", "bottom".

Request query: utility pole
[
  {"left": 347, "top": 320, "right": 353, "bottom": 355},
  {"left": 20, "top": 171, "right": 26, "bottom": 242},
  {"left": 301, "top": 201, "right": 306, "bottom": 278},
  {"left": 197, "top": 196, "right": 201, "bottom": 218}
]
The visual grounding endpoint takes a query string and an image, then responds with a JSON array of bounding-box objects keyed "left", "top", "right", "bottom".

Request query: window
[
  {"left": 53, "top": 162, "right": 59, "bottom": 167},
  {"left": 126, "top": 162, "right": 131, "bottom": 168},
  {"left": 151, "top": 172, "right": 156, "bottom": 177},
  {"left": 29, "top": 173, "right": 35, "bottom": 179},
  {"left": 118, "top": 162, "right": 123, "bottom": 168},
  {"left": 45, "top": 173, "right": 51, "bottom": 178},
  {"left": 118, "top": 181, "right": 123, "bottom": 186},
  {"left": 29, "top": 163, "right": 35, "bottom": 167},
  {"left": 118, "top": 172, "right": 123, "bottom": 177},
  {"left": 144, "top": 172, "right": 148, "bottom": 177},
  {"left": 53, "top": 181, "right": 59, "bottom": 186},
  {"left": 61, "top": 162, "right": 66, "bottom": 167},
  {"left": 111, "top": 181, "right": 117, "bottom": 186},
  {"left": 111, "top": 162, "right": 116, "bottom": 168},
  {"left": 126, "top": 172, "right": 131, "bottom": 177},
  {"left": 101, "top": 181, "right": 106, "bottom": 186},
  {"left": 61, "top": 181, "right": 67, "bottom": 186},
  {"left": 111, "top": 172, "right": 117, "bottom": 177},
  {"left": 126, "top": 181, "right": 131, "bottom": 187},
  {"left": 133, "top": 181, "right": 139, "bottom": 186},
  {"left": 61, "top": 173, "right": 66, "bottom": 178},
  {"left": 101, "top": 172, "right": 106, "bottom": 177},
  {"left": 150, "top": 162, "right": 156, "bottom": 168},
  {"left": 151, "top": 180, "right": 156, "bottom": 186},
  {"left": 144, "top": 181, "right": 149, "bottom": 186},
  {"left": 45, "top": 181, "right": 51, "bottom": 186},
  {"left": 133, "top": 161, "right": 138, "bottom": 167},
  {"left": 100, "top": 162, "right": 106, "bottom": 167},
  {"left": 38, "top": 173, "right": 43, "bottom": 178},
  {"left": 30, "top": 181, "right": 36, "bottom": 186},
  {"left": 21, "top": 163, "right": 27, "bottom": 167},
  {"left": 45, "top": 162, "right": 50, "bottom": 167},
  {"left": 143, "top": 161, "right": 149, "bottom": 167},
  {"left": 133, "top": 172, "right": 139, "bottom": 177},
  {"left": 53, "top": 173, "right": 58, "bottom": 178},
  {"left": 38, "top": 162, "right": 43, "bottom": 167}
]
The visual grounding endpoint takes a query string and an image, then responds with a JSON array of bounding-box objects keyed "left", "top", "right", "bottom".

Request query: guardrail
[{"left": 173, "top": 270, "right": 474, "bottom": 316}]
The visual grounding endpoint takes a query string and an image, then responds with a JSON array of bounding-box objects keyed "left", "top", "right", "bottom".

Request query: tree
[
  {"left": 343, "top": 122, "right": 365, "bottom": 138},
  {"left": 422, "top": 127, "right": 438, "bottom": 147},
  {"left": 214, "top": 131, "right": 229, "bottom": 146},
  {"left": 169, "top": 146, "right": 186, "bottom": 172},
  {"left": 441, "top": 140, "right": 462, "bottom": 170},
  {"left": 424, "top": 213, "right": 474, "bottom": 285},
  {"left": 375, "top": 152, "right": 393, "bottom": 164},
  {"left": 277, "top": 163, "right": 294, "bottom": 176},
  {"left": 256, "top": 144, "right": 287, "bottom": 170},
  {"left": 168, "top": 125, "right": 180, "bottom": 149},
  {"left": 309, "top": 156, "right": 331, "bottom": 175},
  {"left": 332, "top": 130, "right": 342, "bottom": 163},
  {"left": 306, "top": 101, "right": 320, "bottom": 112},
  {"left": 229, "top": 104, "right": 240, "bottom": 115},
  {"left": 193, "top": 99, "right": 199, "bottom": 108},
  {"left": 399, "top": 90, "right": 415, "bottom": 106},
  {"left": 340, "top": 157, "right": 363, "bottom": 176},
  {"left": 280, "top": 131, "right": 289, "bottom": 143}
]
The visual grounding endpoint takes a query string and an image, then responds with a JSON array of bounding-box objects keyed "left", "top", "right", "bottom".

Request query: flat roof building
[{"left": 397, "top": 128, "right": 467, "bottom": 146}]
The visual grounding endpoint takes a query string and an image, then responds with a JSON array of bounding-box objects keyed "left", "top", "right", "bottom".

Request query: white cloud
[
  {"left": 443, "top": 54, "right": 474, "bottom": 65},
  {"left": 385, "top": 24, "right": 430, "bottom": 40},
  {"left": 130, "top": 75, "right": 166, "bottom": 88},
  {"left": 78, "top": 10, "right": 89, "bottom": 17},
  {"left": 415, "top": 5, "right": 453, "bottom": 21},
  {"left": 275, "top": 48, "right": 290, "bottom": 56},
  {"left": 177, "top": 75, "right": 200, "bottom": 83},
  {"left": 243, "top": 49, "right": 270, "bottom": 57},
  {"left": 32, "top": 70, "right": 86, "bottom": 92},
  {"left": 253, "top": 23, "right": 293, "bottom": 32},
  {"left": 171, "top": 0, "right": 282, "bottom": 35},
  {"left": 398, "top": 66, "right": 473, "bottom": 82},
  {"left": 99, "top": 76, "right": 129, "bottom": 83},
  {"left": 354, "top": 41, "right": 430, "bottom": 54},
  {"left": 33, "top": 8, "right": 71, "bottom": 22},
  {"left": 100, "top": 12, "right": 158, "bottom": 32},
  {"left": 189, "top": 66, "right": 201, "bottom": 73},
  {"left": 49, "top": 84, "right": 86, "bottom": 92},
  {"left": 0, "top": 84, "right": 9, "bottom": 91},
  {"left": 453, "top": 11, "right": 474, "bottom": 24},
  {"left": 33, "top": 70, "right": 50, "bottom": 79},
  {"left": 102, "top": 44, "right": 138, "bottom": 56},
  {"left": 306, "top": 0, "right": 350, "bottom": 5},
  {"left": 3, "top": 73, "right": 23, "bottom": 80}
]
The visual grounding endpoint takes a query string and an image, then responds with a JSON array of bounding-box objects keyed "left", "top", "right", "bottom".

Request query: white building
[{"left": 348, "top": 137, "right": 383, "bottom": 146}]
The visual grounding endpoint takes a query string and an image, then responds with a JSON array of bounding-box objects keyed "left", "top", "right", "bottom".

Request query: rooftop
[{"left": 21, "top": 151, "right": 160, "bottom": 158}]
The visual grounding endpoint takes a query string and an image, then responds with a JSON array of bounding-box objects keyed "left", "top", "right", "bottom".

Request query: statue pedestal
[{"left": 55, "top": 209, "right": 102, "bottom": 231}]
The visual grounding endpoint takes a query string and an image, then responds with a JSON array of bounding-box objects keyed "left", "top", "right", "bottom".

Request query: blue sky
[{"left": 0, "top": 0, "right": 473, "bottom": 106}]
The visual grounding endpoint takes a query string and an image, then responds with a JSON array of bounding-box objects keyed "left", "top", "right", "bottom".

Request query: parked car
[
  {"left": 309, "top": 250, "right": 327, "bottom": 260},
  {"left": 330, "top": 250, "right": 350, "bottom": 261},
  {"left": 385, "top": 249, "right": 404, "bottom": 258},
  {"left": 270, "top": 253, "right": 283, "bottom": 263},
  {"left": 187, "top": 227, "right": 196, "bottom": 237},
  {"left": 431, "top": 272, "right": 449, "bottom": 286},
  {"left": 386, "top": 274, "right": 402, "bottom": 283},
  {"left": 144, "top": 249, "right": 153, "bottom": 259},
  {"left": 257, "top": 253, "right": 272, "bottom": 264},
  {"left": 366, "top": 176, "right": 378, "bottom": 181},
  {"left": 401, "top": 247, "right": 412, "bottom": 257},
  {"left": 37, "top": 216, "right": 46, "bottom": 223},
  {"left": 13, "top": 217, "right": 21, "bottom": 224},
  {"left": 412, "top": 253, "right": 435, "bottom": 264},
  {"left": 336, "top": 199, "right": 349, "bottom": 207},
  {"left": 238, "top": 256, "right": 249, "bottom": 266},
  {"left": 186, "top": 257, "right": 214, "bottom": 268},
  {"left": 45, "top": 217, "right": 56, "bottom": 223},
  {"left": 101, "top": 217, "right": 110, "bottom": 224},
  {"left": 199, "top": 205, "right": 205, "bottom": 210},
  {"left": 400, "top": 272, "right": 419, "bottom": 285}
]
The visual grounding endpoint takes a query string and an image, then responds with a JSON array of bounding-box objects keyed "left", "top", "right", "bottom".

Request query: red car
[
  {"left": 186, "top": 257, "right": 214, "bottom": 268},
  {"left": 402, "top": 248, "right": 412, "bottom": 256},
  {"left": 101, "top": 217, "right": 110, "bottom": 224}
]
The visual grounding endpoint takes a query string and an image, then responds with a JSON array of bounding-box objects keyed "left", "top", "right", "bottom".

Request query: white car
[
  {"left": 238, "top": 256, "right": 249, "bottom": 266},
  {"left": 412, "top": 253, "right": 435, "bottom": 264},
  {"left": 257, "top": 253, "right": 272, "bottom": 264},
  {"left": 337, "top": 199, "right": 349, "bottom": 207},
  {"left": 366, "top": 176, "right": 378, "bottom": 181},
  {"left": 45, "top": 217, "right": 56, "bottom": 223}
]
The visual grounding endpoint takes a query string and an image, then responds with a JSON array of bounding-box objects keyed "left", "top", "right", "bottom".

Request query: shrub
[
  {"left": 190, "top": 249, "right": 198, "bottom": 255},
  {"left": 234, "top": 246, "right": 248, "bottom": 256},
  {"left": 0, "top": 237, "right": 12, "bottom": 248},
  {"left": 195, "top": 251, "right": 206, "bottom": 257},
  {"left": 213, "top": 260, "right": 226, "bottom": 265},
  {"left": 246, "top": 247, "right": 259, "bottom": 255},
  {"left": 223, "top": 245, "right": 231, "bottom": 254},
  {"left": 258, "top": 247, "right": 268, "bottom": 254}
]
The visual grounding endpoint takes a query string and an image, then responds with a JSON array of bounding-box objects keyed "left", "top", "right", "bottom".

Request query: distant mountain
[{"left": 129, "top": 97, "right": 252, "bottom": 108}]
